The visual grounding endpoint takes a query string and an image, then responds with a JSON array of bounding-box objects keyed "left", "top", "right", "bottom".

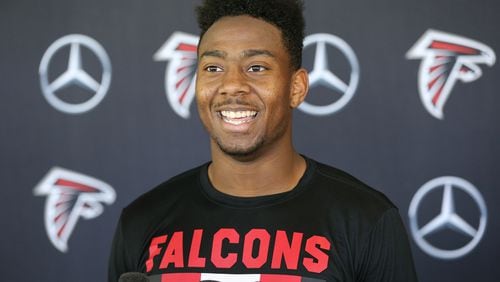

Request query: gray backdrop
[{"left": 1, "top": 0, "right": 499, "bottom": 281}]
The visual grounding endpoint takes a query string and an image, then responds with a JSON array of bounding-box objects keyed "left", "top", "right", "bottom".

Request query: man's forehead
[
  {"left": 199, "top": 16, "right": 283, "bottom": 45},
  {"left": 197, "top": 15, "right": 288, "bottom": 63}
]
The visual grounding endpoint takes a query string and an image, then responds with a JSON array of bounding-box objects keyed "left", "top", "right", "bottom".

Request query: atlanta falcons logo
[
  {"left": 406, "top": 29, "right": 495, "bottom": 119},
  {"left": 154, "top": 32, "right": 199, "bottom": 119},
  {"left": 33, "top": 167, "right": 115, "bottom": 252}
]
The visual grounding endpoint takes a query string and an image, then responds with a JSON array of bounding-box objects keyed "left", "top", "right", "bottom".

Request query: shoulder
[
  {"left": 120, "top": 164, "right": 205, "bottom": 226},
  {"left": 307, "top": 158, "right": 397, "bottom": 217}
]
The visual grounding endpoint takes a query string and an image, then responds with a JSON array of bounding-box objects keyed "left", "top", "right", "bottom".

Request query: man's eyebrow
[
  {"left": 200, "top": 50, "right": 227, "bottom": 59},
  {"left": 243, "top": 49, "right": 276, "bottom": 58},
  {"left": 199, "top": 49, "right": 276, "bottom": 59}
]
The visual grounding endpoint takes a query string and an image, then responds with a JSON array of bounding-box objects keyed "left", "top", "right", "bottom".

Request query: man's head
[
  {"left": 194, "top": 0, "right": 308, "bottom": 160},
  {"left": 196, "top": 0, "right": 305, "bottom": 70}
]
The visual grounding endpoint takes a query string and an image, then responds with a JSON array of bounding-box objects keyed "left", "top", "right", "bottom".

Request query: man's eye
[
  {"left": 248, "top": 65, "right": 267, "bottom": 72},
  {"left": 205, "top": 66, "right": 223, "bottom": 72}
]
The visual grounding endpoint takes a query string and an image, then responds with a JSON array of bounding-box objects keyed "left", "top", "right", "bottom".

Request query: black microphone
[{"left": 118, "top": 272, "right": 149, "bottom": 282}]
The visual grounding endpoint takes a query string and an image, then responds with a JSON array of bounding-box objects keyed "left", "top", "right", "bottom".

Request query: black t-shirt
[{"left": 108, "top": 157, "right": 418, "bottom": 282}]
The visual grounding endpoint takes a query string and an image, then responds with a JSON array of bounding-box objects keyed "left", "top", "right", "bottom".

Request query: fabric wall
[{"left": 1, "top": 0, "right": 498, "bottom": 281}]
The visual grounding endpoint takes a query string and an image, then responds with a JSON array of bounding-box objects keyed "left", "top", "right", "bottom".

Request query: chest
[{"left": 138, "top": 205, "right": 356, "bottom": 281}]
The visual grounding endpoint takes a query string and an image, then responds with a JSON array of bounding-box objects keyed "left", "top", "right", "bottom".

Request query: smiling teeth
[
  {"left": 220, "top": 111, "right": 257, "bottom": 119},
  {"left": 220, "top": 110, "right": 257, "bottom": 125}
]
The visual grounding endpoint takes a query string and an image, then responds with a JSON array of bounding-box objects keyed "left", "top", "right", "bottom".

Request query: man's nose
[{"left": 218, "top": 67, "right": 250, "bottom": 96}]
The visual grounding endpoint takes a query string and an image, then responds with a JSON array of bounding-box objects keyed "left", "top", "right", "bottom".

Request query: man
[{"left": 109, "top": 0, "right": 418, "bottom": 281}]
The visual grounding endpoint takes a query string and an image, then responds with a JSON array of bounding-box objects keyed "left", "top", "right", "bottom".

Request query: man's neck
[{"left": 208, "top": 142, "right": 306, "bottom": 197}]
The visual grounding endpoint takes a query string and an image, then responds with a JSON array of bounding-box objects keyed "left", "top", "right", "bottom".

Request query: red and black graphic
[
  {"left": 406, "top": 29, "right": 495, "bottom": 119},
  {"left": 154, "top": 32, "right": 199, "bottom": 119},
  {"left": 144, "top": 228, "right": 330, "bottom": 281},
  {"left": 33, "top": 167, "right": 115, "bottom": 252},
  {"left": 146, "top": 272, "right": 325, "bottom": 282}
]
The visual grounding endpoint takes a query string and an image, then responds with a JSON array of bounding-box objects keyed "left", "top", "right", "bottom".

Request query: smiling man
[
  {"left": 109, "top": 1, "right": 418, "bottom": 281},
  {"left": 195, "top": 13, "right": 309, "bottom": 197}
]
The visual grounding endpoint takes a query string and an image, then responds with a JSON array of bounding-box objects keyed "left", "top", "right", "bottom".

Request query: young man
[{"left": 109, "top": 1, "right": 418, "bottom": 281}]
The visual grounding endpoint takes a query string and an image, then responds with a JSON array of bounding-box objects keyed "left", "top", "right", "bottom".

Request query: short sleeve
[
  {"left": 108, "top": 212, "right": 133, "bottom": 282},
  {"left": 356, "top": 208, "right": 418, "bottom": 282}
]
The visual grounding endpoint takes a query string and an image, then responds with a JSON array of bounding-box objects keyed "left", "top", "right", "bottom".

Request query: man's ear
[{"left": 289, "top": 68, "right": 309, "bottom": 108}]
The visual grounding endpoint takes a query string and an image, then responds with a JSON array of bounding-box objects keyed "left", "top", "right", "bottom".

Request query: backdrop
[{"left": 1, "top": 0, "right": 499, "bottom": 281}]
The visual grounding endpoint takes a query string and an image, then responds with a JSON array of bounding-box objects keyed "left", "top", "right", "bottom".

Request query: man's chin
[{"left": 216, "top": 139, "right": 264, "bottom": 161}]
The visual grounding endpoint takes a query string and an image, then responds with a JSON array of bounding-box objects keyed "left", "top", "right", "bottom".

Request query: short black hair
[{"left": 196, "top": 0, "right": 305, "bottom": 70}]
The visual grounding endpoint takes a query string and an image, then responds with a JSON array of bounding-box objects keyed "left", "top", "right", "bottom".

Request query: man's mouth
[{"left": 219, "top": 110, "right": 258, "bottom": 125}]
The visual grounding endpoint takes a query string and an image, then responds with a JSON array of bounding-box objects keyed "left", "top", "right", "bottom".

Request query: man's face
[{"left": 196, "top": 15, "right": 301, "bottom": 158}]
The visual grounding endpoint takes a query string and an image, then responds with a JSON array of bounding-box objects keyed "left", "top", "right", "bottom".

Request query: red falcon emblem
[
  {"left": 33, "top": 167, "right": 115, "bottom": 252},
  {"left": 406, "top": 29, "right": 495, "bottom": 119},
  {"left": 154, "top": 32, "right": 199, "bottom": 119}
]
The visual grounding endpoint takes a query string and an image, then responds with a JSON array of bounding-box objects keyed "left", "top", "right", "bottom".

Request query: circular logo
[
  {"left": 299, "top": 33, "right": 360, "bottom": 116},
  {"left": 39, "top": 34, "right": 112, "bottom": 114},
  {"left": 408, "top": 176, "right": 487, "bottom": 259}
]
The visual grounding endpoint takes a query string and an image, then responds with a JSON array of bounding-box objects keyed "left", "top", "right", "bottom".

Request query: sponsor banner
[
  {"left": 408, "top": 176, "right": 487, "bottom": 259},
  {"left": 154, "top": 32, "right": 359, "bottom": 118},
  {"left": 407, "top": 30, "right": 495, "bottom": 119},
  {"left": 39, "top": 34, "right": 112, "bottom": 114},
  {"left": 34, "top": 167, "right": 115, "bottom": 252}
]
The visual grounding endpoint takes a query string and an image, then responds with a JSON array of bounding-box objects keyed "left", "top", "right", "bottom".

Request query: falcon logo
[
  {"left": 406, "top": 29, "right": 495, "bottom": 119},
  {"left": 33, "top": 167, "right": 115, "bottom": 252},
  {"left": 154, "top": 32, "right": 199, "bottom": 119}
]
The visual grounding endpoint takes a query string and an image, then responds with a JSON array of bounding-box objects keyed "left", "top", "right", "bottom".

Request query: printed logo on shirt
[
  {"left": 406, "top": 29, "right": 495, "bottom": 119},
  {"left": 145, "top": 228, "right": 331, "bottom": 278},
  {"left": 33, "top": 167, "right": 116, "bottom": 252},
  {"left": 146, "top": 272, "right": 325, "bottom": 282}
]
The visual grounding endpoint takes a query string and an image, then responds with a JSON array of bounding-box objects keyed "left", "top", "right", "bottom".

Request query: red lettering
[
  {"left": 159, "top": 231, "right": 184, "bottom": 269},
  {"left": 261, "top": 274, "right": 302, "bottom": 282},
  {"left": 147, "top": 229, "right": 332, "bottom": 274},
  {"left": 188, "top": 229, "right": 206, "bottom": 267},
  {"left": 303, "top": 235, "right": 331, "bottom": 273},
  {"left": 211, "top": 228, "right": 239, "bottom": 268},
  {"left": 271, "top": 231, "right": 303, "bottom": 270},
  {"left": 146, "top": 235, "right": 167, "bottom": 272},
  {"left": 242, "top": 229, "right": 270, "bottom": 268}
]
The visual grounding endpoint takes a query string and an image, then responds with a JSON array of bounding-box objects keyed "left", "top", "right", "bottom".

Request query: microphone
[{"left": 118, "top": 272, "right": 149, "bottom": 282}]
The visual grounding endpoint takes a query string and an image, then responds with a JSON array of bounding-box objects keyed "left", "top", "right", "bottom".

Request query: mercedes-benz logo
[
  {"left": 408, "top": 176, "right": 488, "bottom": 259},
  {"left": 39, "top": 34, "right": 112, "bottom": 114},
  {"left": 299, "top": 33, "right": 360, "bottom": 116}
]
